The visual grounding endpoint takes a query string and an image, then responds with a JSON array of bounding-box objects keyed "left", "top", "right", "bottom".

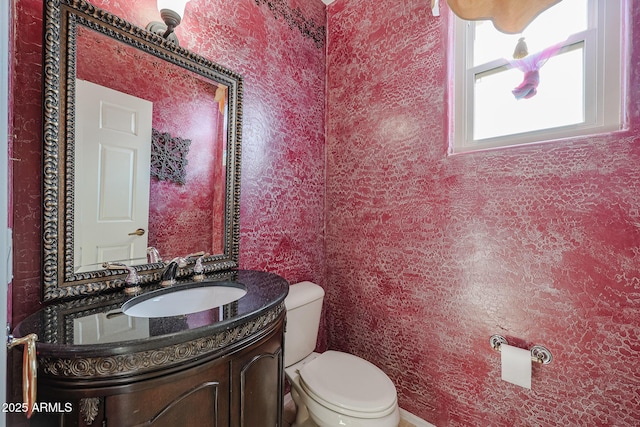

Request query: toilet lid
[{"left": 298, "top": 351, "right": 397, "bottom": 414}]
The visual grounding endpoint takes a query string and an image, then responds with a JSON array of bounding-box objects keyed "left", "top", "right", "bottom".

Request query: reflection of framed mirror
[{"left": 42, "top": 0, "right": 242, "bottom": 301}]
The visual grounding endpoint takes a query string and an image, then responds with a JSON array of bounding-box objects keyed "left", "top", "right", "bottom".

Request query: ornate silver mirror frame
[{"left": 42, "top": 0, "right": 242, "bottom": 301}]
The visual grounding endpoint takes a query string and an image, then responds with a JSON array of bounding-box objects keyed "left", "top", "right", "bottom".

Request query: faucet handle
[
  {"left": 147, "top": 247, "right": 162, "bottom": 263},
  {"left": 186, "top": 251, "right": 206, "bottom": 258},
  {"left": 169, "top": 251, "right": 208, "bottom": 268},
  {"left": 192, "top": 256, "right": 206, "bottom": 282},
  {"left": 102, "top": 262, "right": 141, "bottom": 295}
]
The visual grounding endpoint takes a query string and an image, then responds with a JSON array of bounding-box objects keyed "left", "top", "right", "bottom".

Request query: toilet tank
[{"left": 284, "top": 281, "right": 325, "bottom": 368}]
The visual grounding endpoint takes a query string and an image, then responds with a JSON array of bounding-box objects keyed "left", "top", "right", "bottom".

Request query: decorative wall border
[
  {"left": 255, "top": 0, "right": 326, "bottom": 48},
  {"left": 40, "top": 302, "right": 285, "bottom": 379}
]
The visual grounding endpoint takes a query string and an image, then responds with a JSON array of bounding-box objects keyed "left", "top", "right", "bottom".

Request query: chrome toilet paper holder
[{"left": 490, "top": 334, "right": 553, "bottom": 365}]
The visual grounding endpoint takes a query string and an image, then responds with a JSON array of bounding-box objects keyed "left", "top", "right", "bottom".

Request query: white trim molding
[{"left": 400, "top": 408, "right": 437, "bottom": 427}]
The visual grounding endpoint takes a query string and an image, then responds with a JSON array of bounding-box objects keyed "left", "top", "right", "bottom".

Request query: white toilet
[{"left": 284, "top": 281, "right": 400, "bottom": 427}]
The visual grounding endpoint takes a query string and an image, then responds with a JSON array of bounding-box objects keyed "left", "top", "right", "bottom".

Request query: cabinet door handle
[
  {"left": 7, "top": 333, "right": 38, "bottom": 418},
  {"left": 128, "top": 228, "right": 146, "bottom": 236}
]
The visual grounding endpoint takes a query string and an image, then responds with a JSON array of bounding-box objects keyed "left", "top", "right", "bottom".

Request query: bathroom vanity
[{"left": 13, "top": 270, "right": 288, "bottom": 426}]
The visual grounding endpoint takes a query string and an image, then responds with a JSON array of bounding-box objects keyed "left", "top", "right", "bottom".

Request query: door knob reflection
[{"left": 128, "top": 228, "right": 146, "bottom": 236}]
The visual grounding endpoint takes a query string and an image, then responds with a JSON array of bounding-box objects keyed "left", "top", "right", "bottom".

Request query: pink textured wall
[{"left": 325, "top": 0, "right": 640, "bottom": 425}]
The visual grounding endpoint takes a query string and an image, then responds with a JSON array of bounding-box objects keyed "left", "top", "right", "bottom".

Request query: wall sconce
[{"left": 146, "top": 0, "right": 190, "bottom": 45}]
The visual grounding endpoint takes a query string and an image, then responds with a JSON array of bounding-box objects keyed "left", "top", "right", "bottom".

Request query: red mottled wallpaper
[{"left": 325, "top": 0, "right": 640, "bottom": 426}]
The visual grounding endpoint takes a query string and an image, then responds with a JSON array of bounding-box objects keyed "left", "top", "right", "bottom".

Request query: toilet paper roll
[{"left": 501, "top": 344, "right": 531, "bottom": 389}]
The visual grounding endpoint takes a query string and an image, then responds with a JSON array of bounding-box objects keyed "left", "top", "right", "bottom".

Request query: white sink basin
[{"left": 122, "top": 282, "right": 247, "bottom": 318}]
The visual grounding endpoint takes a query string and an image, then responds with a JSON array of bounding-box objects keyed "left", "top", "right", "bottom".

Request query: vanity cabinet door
[
  {"left": 230, "top": 317, "right": 285, "bottom": 427},
  {"left": 103, "top": 357, "right": 230, "bottom": 427}
]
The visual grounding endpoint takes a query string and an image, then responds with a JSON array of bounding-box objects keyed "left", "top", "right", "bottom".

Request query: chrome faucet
[
  {"left": 160, "top": 252, "right": 209, "bottom": 286},
  {"left": 172, "top": 251, "right": 206, "bottom": 266},
  {"left": 103, "top": 262, "right": 141, "bottom": 295},
  {"left": 160, "top": 260, "right": 180, "bottom": 287}
]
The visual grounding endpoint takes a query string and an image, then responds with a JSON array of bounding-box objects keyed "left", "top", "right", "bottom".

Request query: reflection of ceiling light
[{"left": 146, "top": 0, "right": 190, "bottom": 45}]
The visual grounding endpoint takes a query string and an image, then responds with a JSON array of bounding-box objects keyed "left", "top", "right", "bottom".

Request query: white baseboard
[{"left": 399, "top": 408, "right": 436, "bottom": 427}]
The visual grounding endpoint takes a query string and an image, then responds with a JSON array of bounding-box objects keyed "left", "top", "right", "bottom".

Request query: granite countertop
[{"left": 13, "top": 270, "right": 289, "bottom": 360}]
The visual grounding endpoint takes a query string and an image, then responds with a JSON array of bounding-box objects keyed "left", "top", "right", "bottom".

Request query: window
[{"left": 450, "top": 0, "right": 627, "bottom": 154}]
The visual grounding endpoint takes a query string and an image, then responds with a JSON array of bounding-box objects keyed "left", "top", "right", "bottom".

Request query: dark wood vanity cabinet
[
  {"left": 230, "top": 324, "right": 284, "bottom": 427},
  {"left": 34, "top": 315, "right": 285, "bottom": 427},
  {"left": 103, "top": 357, "right": 230, "bottom": 427}
]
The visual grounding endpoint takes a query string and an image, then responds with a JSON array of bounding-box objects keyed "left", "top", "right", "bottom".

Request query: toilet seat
[{"left": 298, "top": 351, "right": 397, "bottom": 418}]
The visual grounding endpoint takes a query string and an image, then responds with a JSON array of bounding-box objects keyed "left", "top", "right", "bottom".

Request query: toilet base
[
  {"left": 302, "top": 388, "right": 400, "bottom": 427},
  {"left": 288, "top": 388, "right": 319, "bottom": 427},
  {"left": 286, "top": 380, "right": 400, "bottom": 427},
  {"left": 285, "top": 352, "right": 400, "bottom": 427}
]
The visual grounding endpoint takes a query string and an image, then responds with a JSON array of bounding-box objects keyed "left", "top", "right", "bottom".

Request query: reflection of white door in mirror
[
  {"left": 73, "top": 312, "right": 150, "bottom": 344},
  {"left": 74, "top": 79, "right": 153, "bottom": 272}
]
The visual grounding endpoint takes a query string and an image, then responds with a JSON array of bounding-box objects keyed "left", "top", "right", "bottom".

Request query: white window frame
[{"left": 450, "top": 0, "right": 628, "bottom": 154}]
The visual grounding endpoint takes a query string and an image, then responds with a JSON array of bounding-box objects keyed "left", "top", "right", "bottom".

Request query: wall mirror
[{"left": 42, "top": 0, "right": 242, "bottom": 301}]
